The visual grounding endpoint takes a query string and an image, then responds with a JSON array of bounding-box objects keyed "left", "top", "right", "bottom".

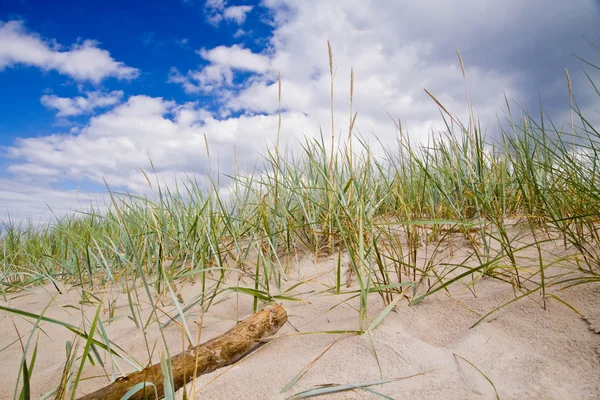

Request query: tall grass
[{"left": 1, "top": 44, "right": 600, "bottom": 397}]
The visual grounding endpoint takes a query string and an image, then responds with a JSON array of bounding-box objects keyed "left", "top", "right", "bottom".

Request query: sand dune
[{"left": 1, "top": 246, "right": 599, "bottom": 400}]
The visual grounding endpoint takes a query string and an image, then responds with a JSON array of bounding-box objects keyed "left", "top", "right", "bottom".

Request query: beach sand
[{"left": 1, "top": 235, "right": 599, "bottom": 399}]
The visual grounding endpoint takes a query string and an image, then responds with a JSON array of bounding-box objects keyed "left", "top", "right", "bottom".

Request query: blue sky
[
  {"left": 0, "top": 0, "right": 269, "bottom": 144},
  {"left": 1, "top": 0, "right": 600, "bottom": 223}
]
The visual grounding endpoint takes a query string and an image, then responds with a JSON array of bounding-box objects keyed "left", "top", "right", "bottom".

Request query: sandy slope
[{"left": 1, "top": 246, "right": 599, "bottom": 399}]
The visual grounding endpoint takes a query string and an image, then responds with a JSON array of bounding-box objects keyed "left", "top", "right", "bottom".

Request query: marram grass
[{"left": 1, "top": 46, "right": 600, "bottom": 398}]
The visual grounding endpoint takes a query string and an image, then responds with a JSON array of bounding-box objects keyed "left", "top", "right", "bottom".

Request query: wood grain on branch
[{"left": 78, "top": 305, "right": 287, "bottom": 400}]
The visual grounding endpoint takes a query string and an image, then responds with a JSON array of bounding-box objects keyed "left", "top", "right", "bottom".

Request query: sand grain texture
[{"left": 1, "top": 252, "right": 599, "bottom": 400}]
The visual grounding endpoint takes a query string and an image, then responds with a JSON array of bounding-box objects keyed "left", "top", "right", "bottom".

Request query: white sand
[{"left": 1, "top": 240, "right": 599, "bottom": 399}]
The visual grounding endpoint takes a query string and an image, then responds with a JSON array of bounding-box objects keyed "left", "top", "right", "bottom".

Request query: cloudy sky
[{"left": 1, "top": 0, "right": 599, "bottom": 223}]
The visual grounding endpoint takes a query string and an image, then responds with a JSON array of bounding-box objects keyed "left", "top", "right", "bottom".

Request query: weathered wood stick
[{"left": 78, "top": 305, "right": 287, "bottom": 400}]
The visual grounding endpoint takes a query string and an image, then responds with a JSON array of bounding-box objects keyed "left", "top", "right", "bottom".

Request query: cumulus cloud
[
  {"left": 223, "top": 6, "right": 254, "bottom": 24},
  {"left": 0, "top": 20, "right": 139, "bottom": 83},
  {"left": 200, "top": 45, "right": 271, "bottom": 73},
  {"left": 204, "top": 0, "right": 254, "bottom": 26},
  {"left": 233, "top": 29, "right": 247, "bottom": 38},
  {"left": 168, "top": 44, "right": 271, "bottom": 94},
  {"left": 7, "top": 95, "right": 311, "bottom": 192},
  {"left": 168, "top": 65, "right": 234, "bottom": 94},
  {"left": 41, "top": 90, "right": 124, "bottom": 117},
  {"left": 171, "top": 0, "right": 599, "bottom": 144}
]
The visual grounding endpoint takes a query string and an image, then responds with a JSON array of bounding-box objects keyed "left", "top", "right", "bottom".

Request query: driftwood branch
[{"left": 78, "top": 305, "right": 287, "bottom": 400}]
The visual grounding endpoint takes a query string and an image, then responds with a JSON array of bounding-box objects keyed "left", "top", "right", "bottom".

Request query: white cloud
[
  {"left": 0, "top": 20, "right": 139, "bottom": 83},
  {"left": 41, "top": 90, "right": 124, "bottom": 117},
  {"left": 223, "top": 5, "right": 254, "bottom": 24},
  {"left": 233, "top": 29, "right": 247, "bottom": 38},
  {"left": 205, "top": 0, "right": 226, "bottom": 9},
  {"left": 7, "top": 95, "right": 311, "bottom": 192},
  {"left": 170, "top": 0, "right": 599, "bottom": 144},
  {"left": 169, "top": 45, "right": 271, "bottom": 94},
  {"left": 204, "top": 1, "right": 254, "bottom": 26},
  {"left": 200, "top": 45, "right": 271, "bottom": 73},
  {"left": 168, "top": 65, "right": 234, "bottom": 94}
]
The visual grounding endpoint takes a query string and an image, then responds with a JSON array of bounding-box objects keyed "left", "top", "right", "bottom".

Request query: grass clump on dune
[{"left": 1, "top": 46, "right": 600, "bottom": 398}]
